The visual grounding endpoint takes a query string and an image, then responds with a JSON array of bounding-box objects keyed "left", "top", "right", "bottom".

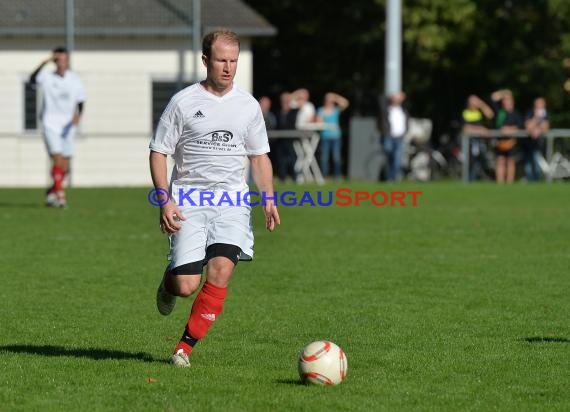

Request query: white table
[{"left": 268, "top": 128, "right": 325, "bottom": 184}]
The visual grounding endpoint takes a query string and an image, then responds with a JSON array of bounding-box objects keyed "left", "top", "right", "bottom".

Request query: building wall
[{"left": 0, "top": 39, "right": 254, "bottom": 187}]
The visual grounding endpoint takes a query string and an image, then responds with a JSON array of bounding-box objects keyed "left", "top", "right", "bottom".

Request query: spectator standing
[
  {"left": 491, "top": 89, "right": 523, "bottom": 183},
  {"left": 462, "top": 95, "right": 494, "bottom": 181},
  {"left": 378, "top": 91, "right": 409, "bottom": 181},
  {"left": 316, "top": 92, "right": 350, "bottom": 179},
  {"left": 523, "top": 97, "right": 550, "bottom": 182},
  {"left": 259, "top": 96, "right": 276, "bottom": 131},
  {"left": 290, "top": 88, "right": 316, "bottom": 129},
  {"left": 275, "top": 92, "right": 300, "bottom": 182}
]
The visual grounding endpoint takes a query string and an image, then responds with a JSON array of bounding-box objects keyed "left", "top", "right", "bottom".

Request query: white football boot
[
  {"left": 171, "top": 349, "right": 190, "bottom": 367},
  {"left": 56, "top": 191, "right": 67, "bottom": 209},
  {"left": 45, "top": 191, "right": 58, "bottom": 207}
]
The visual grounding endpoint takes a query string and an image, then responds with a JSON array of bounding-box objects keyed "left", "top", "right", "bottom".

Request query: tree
[{"left": 246, "top": 0, "right": 570, "bottom": 140}]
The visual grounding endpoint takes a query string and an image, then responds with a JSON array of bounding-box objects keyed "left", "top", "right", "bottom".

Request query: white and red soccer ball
[{"left": 298, "top": 340, "right": 348, "bottom": 385}]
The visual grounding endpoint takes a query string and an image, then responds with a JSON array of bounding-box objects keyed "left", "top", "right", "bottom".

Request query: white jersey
[
  {"left": 388, "top": 106, "right": 407, "bottom": 137},
  {"left": 36, "top": 69, "right": 85, "bottom": 129},
  {"left": 295, "top": 102, "right": 316, "bottom": 129},
  {"left": 150, "top": 83, "right": 270, "bottom": 193}
]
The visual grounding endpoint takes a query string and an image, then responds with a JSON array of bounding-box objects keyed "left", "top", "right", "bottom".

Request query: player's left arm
[
  {"left": 249, "top": 153, "right": 280, "bottom": 232},
  {"left": 72, "top": 102, "right": 84, "bottom": 125},
  {"left": 72, "top": 76, "right": 86, "bottom": 125}
]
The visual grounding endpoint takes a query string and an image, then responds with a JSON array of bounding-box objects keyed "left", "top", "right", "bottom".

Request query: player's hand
[
  {"left": 263, "top": 201, "right": 280, "bottom": 232},
  {"left": 72, "top": 113, "right": 81, "bottom": 125},
  {"left": 159, "top": 201, "right": 186, "bottom": 234}
]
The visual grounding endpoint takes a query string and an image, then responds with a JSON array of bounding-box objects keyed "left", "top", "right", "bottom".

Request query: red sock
[
  {"left": 51, "top": 166, "right": 64, "bottom": 192},
  {"left": 174, "top": 281, "right": 228, "bottom": 354},
  {"left": 174, "top": 334, "right": 194, "bottom": 355}
]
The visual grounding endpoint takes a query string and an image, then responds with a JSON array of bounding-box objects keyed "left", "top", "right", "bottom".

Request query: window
[
  {"left": 24, "top": 81, "right": 38, "bottom": 130},
  {"left": 152, "top": 81, "right": 192, "bottom": 131}
]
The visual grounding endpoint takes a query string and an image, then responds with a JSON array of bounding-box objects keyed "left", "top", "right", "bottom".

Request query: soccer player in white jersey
[
  {"left": 149, "top": 30, "right": 280, "bottom": 367},
  {"left": 30, "top": 47, "right": 86, "bottom": 208}
]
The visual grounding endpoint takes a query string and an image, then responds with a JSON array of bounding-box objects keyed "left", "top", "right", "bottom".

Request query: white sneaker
[
  {"left": 156, "top": 275, "right": 176, "bottom": 316},
  {"left": 56, "top": 191, "right": 67, "bottom": 209},
  {"left": 45, "top": 192, "right": 58, "bottom": 207},
  {"left": 171, "top": 349, "right": 190, "bottom": 367}
]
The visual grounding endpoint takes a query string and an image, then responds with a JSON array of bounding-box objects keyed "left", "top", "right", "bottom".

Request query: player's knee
[
  {"left": 52, "top": 155, "right": 64, "bottom": 167},
  {"left": 172, "top": 277, "right": 200, "bottom": 297},
  {"left": 177, "top": 282, "right": 199, "bottom": 297},
  {"left": 206, "top": 267, "right": 233, "bottom": 288}
]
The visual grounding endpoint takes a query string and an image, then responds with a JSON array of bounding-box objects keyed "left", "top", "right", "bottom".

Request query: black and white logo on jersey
[
  {"left": 195, "top": 130, "right": 236, "bottom": 151},
  {"left": 193, "top": 110, "right": 205, "bottom": 118},
  {"left": 206, "top": 130, "right": 233, "bottom": 143}
]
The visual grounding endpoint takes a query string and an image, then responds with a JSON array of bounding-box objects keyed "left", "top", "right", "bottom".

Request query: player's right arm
[
  {"left": 149, "top": 151, "right": 185, "bottom": 234},
  {"left": 149, "top": 95, "right": 186, "bottom": 234},
  {"left": 30, "top": 54, "right": 55, "bottom": 84}
]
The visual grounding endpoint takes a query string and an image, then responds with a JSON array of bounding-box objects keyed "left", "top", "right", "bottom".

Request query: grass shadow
[
  {"left": 0, "top": 202, "right": 43, "bottom": 209},
  {"left": 0, "top": 344, "right": 167, "bottom": 363},
  {"left": 522, "top": 336, "right": 570, "bottom": 343},
  {"left": 275, "top": 378, "right": 305, "bottom": 386}
]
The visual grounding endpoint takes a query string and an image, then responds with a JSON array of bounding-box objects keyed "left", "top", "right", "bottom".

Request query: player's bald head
[{"left": 202, "top": 30, "right": 240, "bottom": 59}]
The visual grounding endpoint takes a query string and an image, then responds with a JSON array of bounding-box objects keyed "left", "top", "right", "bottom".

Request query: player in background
[
  {"left": 30, "top": 47, "right": 86, "bottom": 208},
  {"left": 149, "top": 30, "right": 280, "bottom": 367}
]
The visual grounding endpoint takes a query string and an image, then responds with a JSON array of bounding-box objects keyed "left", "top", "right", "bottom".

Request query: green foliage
[
  {"left": 403, "top": 0, "right": 477, "bottom": 68},
  {"left": 0, "top": 184, "right": 569, "bottom": 411},
  {"left": 245, "top": 0, "right": 570, "bottom": 135},
  {"left": 402, "top": 0, "right": 570, "bottom": 127}
]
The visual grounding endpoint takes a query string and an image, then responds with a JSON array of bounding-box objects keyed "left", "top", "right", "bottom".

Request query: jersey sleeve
[
  {"left": 245, "top": 104, "right": 270, "bottom": 155},
  {"left": 149, "top": 98, "right": 184, "bottom": 155},
  {"left": 35, "top": 68, "right": 47, "bottom": 85},
  {"left": 75, "top": 75, "right": 86, "bottom": 103}
]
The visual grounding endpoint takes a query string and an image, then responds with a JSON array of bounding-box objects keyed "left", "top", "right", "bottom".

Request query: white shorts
[
  {"left": 43, "top": 123, "right": 76, "bottom": 157},
  {"left": 168, "top": 204, "right": 254, "bottom": 270}
]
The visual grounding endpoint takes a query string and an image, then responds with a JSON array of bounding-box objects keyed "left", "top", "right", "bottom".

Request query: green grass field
[{"left": 0, "top": 182, "right": 569, "bottom": 411}]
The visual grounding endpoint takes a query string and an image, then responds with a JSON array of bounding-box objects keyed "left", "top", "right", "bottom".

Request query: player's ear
[{"left": 201, "top": 54, "right": 208, "bottom": 67}]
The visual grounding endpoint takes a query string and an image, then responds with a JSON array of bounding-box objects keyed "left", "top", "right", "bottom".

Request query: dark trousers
[{"left": 275, "top": 139, "right": 298, "bottom": 182}]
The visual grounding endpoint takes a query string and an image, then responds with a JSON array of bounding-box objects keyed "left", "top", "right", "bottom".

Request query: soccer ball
[{"left": 298, "top": 340, "right": 348, "bottom": 385}]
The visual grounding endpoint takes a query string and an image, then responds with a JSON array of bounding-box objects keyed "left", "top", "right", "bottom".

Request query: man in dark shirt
[
  {"left": 523, "top": 97, "right": 550, "bottom": 182},
  {"left": 462, "top": 95, "right": 494, "bottom": 181},
  {"left": 274, "top": 92, "right": 299, "bottom": 182}
]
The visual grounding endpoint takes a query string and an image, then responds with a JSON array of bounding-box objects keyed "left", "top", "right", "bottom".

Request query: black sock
[{"left": 181, "top": 329, "right": 199, "bottom": 348}]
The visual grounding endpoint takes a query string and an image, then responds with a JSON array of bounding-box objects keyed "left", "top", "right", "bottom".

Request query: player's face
[
  {"left": 54, "top": 52, "right": 69, "bottom": 72},
  {"left": 203, "top": 40, "right": 239, "bottom": 93}
]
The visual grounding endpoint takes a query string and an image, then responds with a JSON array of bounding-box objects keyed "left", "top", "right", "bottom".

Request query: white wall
[
  {"left": 0, "top": 136, "right": 150, "bottom": 187},
  {"left": 0, "top": 41, "right": 254, "bottom": 187}
]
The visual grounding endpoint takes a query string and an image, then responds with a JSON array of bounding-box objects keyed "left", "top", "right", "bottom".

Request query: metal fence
[{"left": 460, "top": 129, "right": 570, "bottom": 182}]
